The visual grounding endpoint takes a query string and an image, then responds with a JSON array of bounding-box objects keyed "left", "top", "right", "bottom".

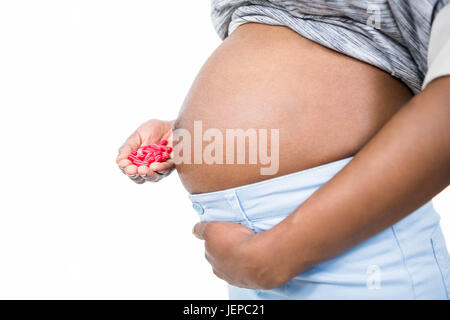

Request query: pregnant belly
[{"left": 174, "top": 23, "right": 412, "bottom": 194}]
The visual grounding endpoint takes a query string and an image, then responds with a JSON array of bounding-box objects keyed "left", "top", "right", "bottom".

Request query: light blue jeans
[{"left": 189, "top": 157, "right": 450, "bottom": 299}]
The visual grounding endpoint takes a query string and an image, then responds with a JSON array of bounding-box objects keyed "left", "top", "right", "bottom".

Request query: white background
[{"left": 0, "top": 1, "right": 448, "bottom": 299}]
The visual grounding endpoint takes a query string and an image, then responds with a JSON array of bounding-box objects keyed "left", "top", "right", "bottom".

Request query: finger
[
  {"left": 121, "top": 161, "right": 166, "bottom": 182},
  {"left": 137, "top": 166, "right": 156, "bottom": 182},
  {"left": 144, "top": 161, "right": 172, "bottom": 182},
  {"left": 127, "top": 168, "right": 145, "bottom": 184},
  {"left": 149, "top": 159, "right": 175, "bottom": 176},
  {"left": 124, "top": 164, "right": 145, "bottom": 184},
  {"left": 137, "top": 165, "right": 149, "bottom": 177},
  {"left": 116, "top": 145, "right": 132, "bottom": 164},
  {"left": 124, "top": 164, "right": 138, "bottom": 176},
  {"left": 144, "top": 170, "right": 164, "bottom": 182},
  {"left": 193, "top": 222, "right": 209, "bottom": 240},
  {"left": 116, "top": 132, "right": 141, "bottom": 163},
  {"left": 118, "top": 159, "right": 132, "bottom": 171},
  {"left": 132, "top": 176, "right": 146, "bottom": 184}
]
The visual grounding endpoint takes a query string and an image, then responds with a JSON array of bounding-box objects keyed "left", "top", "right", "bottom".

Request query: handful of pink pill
[{"left": 127, "top": 139, "right": 172, "bottom": 167}]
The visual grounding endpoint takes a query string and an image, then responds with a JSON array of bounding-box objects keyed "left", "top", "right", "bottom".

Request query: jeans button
[{"left": 192, "top": 202, "right": 204, "bottom": 215}]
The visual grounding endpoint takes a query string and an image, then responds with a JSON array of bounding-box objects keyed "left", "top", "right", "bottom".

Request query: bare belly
[{"left": 174, "top": 23, "right": 412, "bottom": 194}]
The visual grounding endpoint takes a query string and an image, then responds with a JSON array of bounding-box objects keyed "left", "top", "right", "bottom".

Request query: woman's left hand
[{"left": 193, "top": 221, "right": 276, "bottom": 289}]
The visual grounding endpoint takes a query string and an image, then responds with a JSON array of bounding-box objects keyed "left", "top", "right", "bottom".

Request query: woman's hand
[
  {"left": 193, "top": 221, "right": 285, "bottom": 290},
  {"left": 116, "top": 119, "right": 175, "bottom": 184}
]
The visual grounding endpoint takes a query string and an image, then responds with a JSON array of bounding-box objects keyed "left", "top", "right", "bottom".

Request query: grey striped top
[{"left": 211, "top": 0, "right": 450, "bottom": 93}]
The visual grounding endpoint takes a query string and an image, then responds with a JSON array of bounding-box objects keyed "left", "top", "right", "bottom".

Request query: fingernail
[
  {"left": 128, "top": 174, "right": 139, "bottom": 179},
  {"left": 150, "top": 163, "right": 160, "bottom": 170}
]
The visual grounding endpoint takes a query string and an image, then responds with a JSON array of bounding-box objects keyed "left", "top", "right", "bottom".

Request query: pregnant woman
[{"left": 117, "top": 1, "right": 450, "bottom": 299}]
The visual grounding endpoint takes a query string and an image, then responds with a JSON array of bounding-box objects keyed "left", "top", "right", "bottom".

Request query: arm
[
  {"left": 194, "top": 76, "right": 450, "bottom": 289},
  {"left": 250, "top": 75, "right": 450, "bottom": 287}
]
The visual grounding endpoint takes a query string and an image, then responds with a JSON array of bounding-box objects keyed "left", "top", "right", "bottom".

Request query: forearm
[{"left": 252, "top": 76, "right": 450, "bottom": 287}]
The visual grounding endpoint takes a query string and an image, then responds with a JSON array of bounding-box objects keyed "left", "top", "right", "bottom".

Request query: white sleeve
[{"left": 422, "top": 3, "right": 450, "bottom": 89}]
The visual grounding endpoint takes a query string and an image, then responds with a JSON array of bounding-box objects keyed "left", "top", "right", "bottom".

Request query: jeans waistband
[{"left": 188, "top": 157, "right": 353, "bottom": 224}]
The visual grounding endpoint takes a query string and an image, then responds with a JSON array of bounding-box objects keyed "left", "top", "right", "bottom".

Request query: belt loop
[{"left": 228, "top": 190, "right": 256, "bottom": 231}]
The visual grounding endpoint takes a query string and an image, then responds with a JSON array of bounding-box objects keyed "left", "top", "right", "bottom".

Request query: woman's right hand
[{"left": 116, "top": 119, "right": 175, "bottom": 184}]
